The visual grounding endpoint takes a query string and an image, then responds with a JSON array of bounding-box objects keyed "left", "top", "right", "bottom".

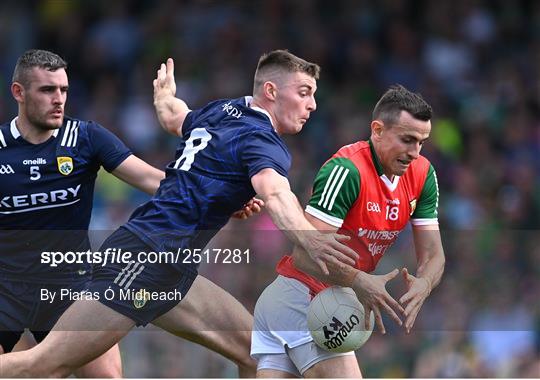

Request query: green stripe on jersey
[
  {"left": 412, "top": 164, "right": 439, "bottom": 219},
  {"left": 308, "top": 157, "right": 360, "bottom": 221}
]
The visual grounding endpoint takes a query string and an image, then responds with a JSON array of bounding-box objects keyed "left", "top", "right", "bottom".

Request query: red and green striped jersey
[{"left": 277, "top": 140, "right": 439, "bottom": 293}]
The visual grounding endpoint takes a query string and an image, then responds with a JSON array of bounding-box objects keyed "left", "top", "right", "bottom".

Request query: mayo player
[{"left": 252, "top": 85, "right": 445, "bottom": 378}]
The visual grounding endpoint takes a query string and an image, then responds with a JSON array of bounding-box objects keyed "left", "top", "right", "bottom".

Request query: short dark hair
[
  {"left": 373, "top": 85, "right": 432, "bottom": 125},
  {"left": 253, "top": 50, "right": 320, "bottom": 94},
  {"left": 12, "top": 49, "right": 67, "bottom": 86}
]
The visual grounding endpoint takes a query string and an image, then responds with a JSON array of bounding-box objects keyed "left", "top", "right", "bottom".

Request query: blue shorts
[
  {"left": 0, "top": 276, "right": 89, "bottom": 352},
  {"left": 89, "top": 228, "right": 198, "bottom": 326}
]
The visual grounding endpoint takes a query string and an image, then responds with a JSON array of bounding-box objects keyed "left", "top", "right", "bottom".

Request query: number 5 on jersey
[
  {"left": 173, "top": 128, "right": 212, "bottom": 171},
  {"left": 30, "top": 165, "right": 41, "bottom": 181}
]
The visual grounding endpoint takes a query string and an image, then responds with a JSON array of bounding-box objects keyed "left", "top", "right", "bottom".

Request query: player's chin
[
  {"left": 45, "top": 117, "right": 64, "bottom": 129},
  {"left": 295, "top": 119, "right": 308, "bottom": 132},
  {"left": 394, "top": 166, "right": 408, "bottom": 176},
  {"left": 284, "top": 124, "right": 304, "bottom": 135}
]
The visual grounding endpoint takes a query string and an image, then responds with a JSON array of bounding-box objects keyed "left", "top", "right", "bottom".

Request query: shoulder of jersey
[
  {"left": 207, "top": 97, "right": 252, "bottom": 118},
  {"left": 211, "top": 97, "right": 248, "bottom": 111},
  {"left": 0, "top": 120, "right": 24, "bottom": 149},
  {"left": 0, "top": 118, "right": 89, "bottom": 150},
  {"left": 333, "top": 140, "right": 370, "bottom": 160},
  {"left": 409, "top": 154, "right": 431, "bottom": 174},
  {"left": 58, "top": 116, "right": 86, "bottom": 148},
  {"left": 0, "top": 122, "right": 10, "bottom": 149},
  {"left": 226, "top": 97, "right": 273, "bottom": 129}
]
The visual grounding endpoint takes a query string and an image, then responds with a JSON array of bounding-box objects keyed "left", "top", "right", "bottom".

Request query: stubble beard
[{"left": 27, "top": 110, "right": 64, "bottom": 131}]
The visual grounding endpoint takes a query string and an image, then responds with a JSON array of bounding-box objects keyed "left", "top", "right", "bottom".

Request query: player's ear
[
  {"left": 371, "top": 120, "right": 384, "bottom": 141},
  {"left": 263, "top": 81, "right": 278, "bottom": 101},
  {"left": 11, "top": 82, "right": 25, "bottom": 103}
]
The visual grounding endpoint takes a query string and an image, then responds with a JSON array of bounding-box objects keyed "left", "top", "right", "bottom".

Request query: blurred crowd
[{"left": 1, "top": 0, "right": 539, "bottom": 377}]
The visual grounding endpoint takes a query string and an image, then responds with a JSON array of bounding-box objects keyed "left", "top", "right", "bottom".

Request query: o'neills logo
[
  {"left": 322, "top": 314, "right": 360, "bottom": 350},
  {"left": 23, "top": 158, "right": 47, "bottom": 165}
]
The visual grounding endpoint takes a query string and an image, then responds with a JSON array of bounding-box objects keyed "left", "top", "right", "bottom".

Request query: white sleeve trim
[
  {"left": 305, "top": 205, "right": 343, "bottom": 228},
  {"left": 410, "top": 218, "right": 439, "bottom": 226}
]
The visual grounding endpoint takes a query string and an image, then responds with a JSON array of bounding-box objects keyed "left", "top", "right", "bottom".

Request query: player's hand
[
  {"left": 231, "top": 198, "right": 264, "bottom": 219},
  {"left": 153, "top": 58, "right": 189, "bottom": 136},
  {"left": 351, "top": 269, "right": 404, "bottom": 334},
  {"left": 153, "top": 58, "right": 176, "bottom": 99},
  {"left": 399, "top": 268, "right": 431, "bottom": 334},
  {"left": 303, "top": 232, "right": 358, "bottom": 275}
]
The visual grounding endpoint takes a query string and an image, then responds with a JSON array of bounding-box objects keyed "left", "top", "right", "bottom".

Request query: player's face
[
  {"left": 21, "top": 67, "right": 68, "bottom": 130},
  {"left": 373, "top": 111, "right": 431, "bottom": 177},
  {"left": 273, "top": 72, "right": 317, "bottom": 135}
]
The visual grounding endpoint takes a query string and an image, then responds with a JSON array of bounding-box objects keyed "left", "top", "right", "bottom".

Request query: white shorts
[{"left": 251, "top": 275, "right": 353, "bottom": 375}]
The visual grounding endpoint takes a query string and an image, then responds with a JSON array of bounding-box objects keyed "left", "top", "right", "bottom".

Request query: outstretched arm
[
  {"left": 153, "top": 58, "right": 190, "bottom": 136},
  {"left": 111, "top": 155, "right": 165, "bottom": 195},
  {"left": 251, "top": 168, "right": 358, "bottom": 275}
]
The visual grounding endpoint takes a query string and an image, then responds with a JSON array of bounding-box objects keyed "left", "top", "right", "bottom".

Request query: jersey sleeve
[
  {"left": 411, "top": 164, "right": 439, "bottom": 225},
  {"left": 181, "top": 111, "right": 194, "bottom": 136},
  {"left": 181, "top": 99, "right": 223, "bottom": 137},
  {"left": 87, "top": 122, "right": 132, "bottom": 172},
  {"left": 242, "top": 130, "right": 291, "bottom": 178},
  {"left": 305, "top": 157, "right": 360, "bottom": 228}
]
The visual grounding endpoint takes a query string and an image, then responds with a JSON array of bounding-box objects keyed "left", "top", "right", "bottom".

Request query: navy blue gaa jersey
[
  {"left": 0, "top": 116, "right": 131, "bottom": 282},
  {"left": 124, "top": 96, "right": 291, "bottom": 265}
]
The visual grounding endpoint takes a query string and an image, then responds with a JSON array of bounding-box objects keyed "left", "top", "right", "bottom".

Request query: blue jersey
[
  {"left": 0, "top": 116, "right": 131, "bottom": 282},
  {"left": 124, "top": 96, "right": 291, "bottom": 257}
]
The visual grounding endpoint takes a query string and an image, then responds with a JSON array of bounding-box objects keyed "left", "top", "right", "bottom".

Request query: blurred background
[{"left": 1, "top": 0, "right": 539, "bottom": 377}]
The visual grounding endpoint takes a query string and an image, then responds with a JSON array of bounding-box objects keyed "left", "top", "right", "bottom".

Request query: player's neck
[
  {"left": 371, "top": 140, "right": 395, "bottom": 181},
  {"left": 380, "top": 163, "right": 396, "bottom": 181},
  {"left": 15, "top": 115, "right": 56, "bottom": 144}
]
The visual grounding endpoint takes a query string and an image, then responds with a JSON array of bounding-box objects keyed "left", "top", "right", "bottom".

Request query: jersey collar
[
  {"left": 10, "top": 118, "right": 20, "bottom": 139},
  {"left": 10, "top": 117, "right": 60, "bottom": 140},
  {"left": 244, "top": 96, "right": 276, "bottom": 131},
  {"left": 368, "top": 138, "right": 384, "bottom": 176},
  {"left": 369, "top": 138, "right": 400, "bottom": 191}
]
